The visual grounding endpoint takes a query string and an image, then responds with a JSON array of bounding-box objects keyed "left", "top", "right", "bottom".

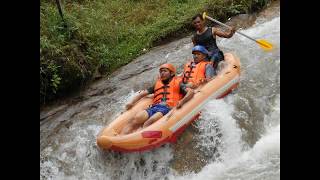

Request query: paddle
[{"left": 202, "top": 12, "right": 273, "bottom": 51}]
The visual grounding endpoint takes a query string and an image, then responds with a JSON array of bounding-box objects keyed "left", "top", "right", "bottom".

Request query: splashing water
[
  {"left": 166, "top": 8, "right": 280, "bottom": 180},
  {"left": 40, "top": 2, "right": 280, "bottom": 179}
]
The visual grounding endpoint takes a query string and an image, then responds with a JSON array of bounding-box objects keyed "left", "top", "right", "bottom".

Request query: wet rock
[
  {"left": 40, "top": 105, "right": 68, "bottom": 121},
  {"left": 87, "top": 89, "right": 104, "bottom": 97},
  {"left": 171, "top": 127, "right": 208, "bottom": 174},
  {"left": 139, "top": 158, "right": 146, "bottom": 166},
  {"left": 118, "top": 66, "right": 154, "bottom": 80},
  {"left": 70, "top": 104, "right": 98, "bottom": 118},
  {"left": 225, "top": 13, "right": 257, "bottom": 29}
]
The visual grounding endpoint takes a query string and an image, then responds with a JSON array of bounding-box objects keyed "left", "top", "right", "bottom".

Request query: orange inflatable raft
[{"left": 97, "top": 53, "right": 241, "bottom": 152}]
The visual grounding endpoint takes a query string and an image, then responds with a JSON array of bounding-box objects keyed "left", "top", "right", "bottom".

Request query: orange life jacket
[
  {"left": 153, "top": 76, "right": 183, "bottom": 108},
  {"left": 182, "top": 60, "right": 211, "bottom": 85}
]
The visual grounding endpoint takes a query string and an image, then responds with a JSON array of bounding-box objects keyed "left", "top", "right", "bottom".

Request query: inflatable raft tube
[{"left": 97, "top": 53, "right": 240, "bottom": 152}]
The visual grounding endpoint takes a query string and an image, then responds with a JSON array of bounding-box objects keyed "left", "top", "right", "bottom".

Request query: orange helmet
[{"left": 159, "top": 63, "right": 176, "bottom": 74}]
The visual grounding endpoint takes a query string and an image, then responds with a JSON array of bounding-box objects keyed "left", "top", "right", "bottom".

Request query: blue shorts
[{"left": 146, "top": 104, "right": 171, "bottom": 118}]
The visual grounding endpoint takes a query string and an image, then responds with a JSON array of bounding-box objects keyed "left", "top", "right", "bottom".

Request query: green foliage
[
  {"left": 51, "top": 72, "right": 62, "bottom": 93},
  {"left": 40, "top": 58, "right": 61, "bottom": 101},
  {"left": 40, "top": 0, "right": 271, "bottom": 105}
]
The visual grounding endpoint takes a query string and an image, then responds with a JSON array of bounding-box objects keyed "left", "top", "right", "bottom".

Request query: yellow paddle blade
[
  {"left": 257, "top": 39, "right": 273, "bottom": 51},
  {"left": 202, "top": 12, "right": 207, "bottom": 20}
]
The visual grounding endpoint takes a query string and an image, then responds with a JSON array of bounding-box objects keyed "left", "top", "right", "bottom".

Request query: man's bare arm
[
  {"left": 125, "top": 90, "right": 149, "bottom": 110},
  {"left": 213, "top": 27, "right": 235, "bottom": 38}
]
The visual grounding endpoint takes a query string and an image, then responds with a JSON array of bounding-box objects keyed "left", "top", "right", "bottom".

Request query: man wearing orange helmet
[{"left": 120, "top": 63, "right": 194, "bottom": 135}]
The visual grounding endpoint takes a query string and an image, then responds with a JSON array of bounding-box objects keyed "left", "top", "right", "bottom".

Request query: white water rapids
[{"left": 40, "top": 2, "right": 280, "bottom": 179}]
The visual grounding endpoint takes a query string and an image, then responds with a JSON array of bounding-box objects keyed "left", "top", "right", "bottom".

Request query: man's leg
[
  {"left": 211, "top": 52, "right": 224, "bottom": 75},
  {"left": 120, "top": 110, "right": 149, "bottom": 134},
  {"left": 143, "top": 112, "right": 164, "bottom": 128}
]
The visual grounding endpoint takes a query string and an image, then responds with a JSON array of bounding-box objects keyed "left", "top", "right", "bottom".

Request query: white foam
[
  {"left": 167, "top": 15, "right": 280, "bottom": 179},
  {"left": 169, "top": 124, "right": 280, "bottom": 180}
]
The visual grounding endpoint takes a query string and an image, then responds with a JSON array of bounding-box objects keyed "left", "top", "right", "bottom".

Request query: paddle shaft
[{"left": 204, "top": 15, "right": 259, "bottom": 44}]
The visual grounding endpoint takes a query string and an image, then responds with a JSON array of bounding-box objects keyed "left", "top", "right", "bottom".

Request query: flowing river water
[{"left": 40, "top": 1, "right": 280, "bottom": 179}]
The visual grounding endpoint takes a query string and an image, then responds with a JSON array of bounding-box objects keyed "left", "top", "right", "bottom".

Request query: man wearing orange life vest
[
  {"left": 182, "top": 45, "right": 215, "bottom": 89},
  {"left": 120, "top": 63, "right": 194, "bottom": 135}
]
